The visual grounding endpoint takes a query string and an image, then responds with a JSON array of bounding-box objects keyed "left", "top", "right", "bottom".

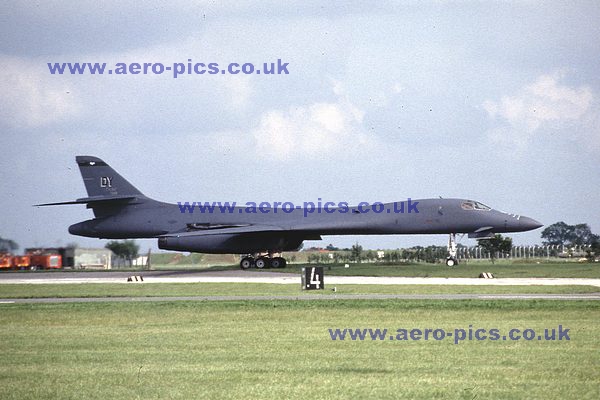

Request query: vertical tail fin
[{"left": 76, "top": 156, "right": 143, "bottom": 198}]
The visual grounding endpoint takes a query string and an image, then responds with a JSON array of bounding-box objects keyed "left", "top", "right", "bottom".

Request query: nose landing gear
[{"left": 446, "top": 233, "right": 459, "bottom": 267}]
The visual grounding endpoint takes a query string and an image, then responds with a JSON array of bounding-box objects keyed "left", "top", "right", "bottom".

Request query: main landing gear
[
  {"left": 446, "top": 233, "right": 459, "bottom": 267},
  {"left": 240, "top": 253, "right": 287, "bottom": 269}
]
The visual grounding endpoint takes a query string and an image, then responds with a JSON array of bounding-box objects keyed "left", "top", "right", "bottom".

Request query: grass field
[
  {"left": 1, "top": 263, "right": 598, "bottom": 398},
  {"left": 0, "top": 283, "right": 598, "bottom": 299},
  {"left": 261, "top": 261, "right": 600, "bottom": 278},
  {"left": 0, "top": 300, "right": 598, "bottom": 399}
]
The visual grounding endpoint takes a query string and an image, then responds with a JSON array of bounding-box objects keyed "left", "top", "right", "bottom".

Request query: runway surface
[
  {"left": 1, "top": 270, "right": 599, "bottom": 303},
  {"left": 1, "top": 293, "right": 599, "bottom": 304},
  {"left": 1, "top": 270, "right": 600, "bottom": 287}
]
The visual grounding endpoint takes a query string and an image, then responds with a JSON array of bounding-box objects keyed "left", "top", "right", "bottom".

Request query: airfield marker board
[{"left": 302, "top": 266, "right": 324, "bottom": 290}]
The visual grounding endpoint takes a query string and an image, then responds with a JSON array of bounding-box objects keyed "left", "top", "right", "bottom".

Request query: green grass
[
  {"left": 267, "top": 261, "right": 600, "bottom": 278},
  {"left": 0, "top": 300, "right": 598, "bottom": 399},
  {"left": 0, "top": 283, "right": 598, "bottom": 299}
]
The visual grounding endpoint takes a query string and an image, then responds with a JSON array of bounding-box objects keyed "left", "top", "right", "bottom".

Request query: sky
[{"left": 1, "top": 1, "right": 599, "bottom": 253}]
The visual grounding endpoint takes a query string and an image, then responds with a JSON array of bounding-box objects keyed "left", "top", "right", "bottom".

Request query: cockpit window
[{"left": 461, "top": 200, "right": 491, "bottom": 211}]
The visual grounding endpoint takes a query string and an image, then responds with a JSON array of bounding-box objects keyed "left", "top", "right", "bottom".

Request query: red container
[{"left": 29, "top": 254, "right": 62, "bottom": 269}]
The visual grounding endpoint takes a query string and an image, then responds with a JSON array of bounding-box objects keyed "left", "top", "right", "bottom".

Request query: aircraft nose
[{"left": 519, "top": 216, "right": 543, "bottom": 231}]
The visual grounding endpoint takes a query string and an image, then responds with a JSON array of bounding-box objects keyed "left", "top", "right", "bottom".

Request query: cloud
[
  {"left": 392, "top": 82, "right": 403, "bottom": 94},
  {"left": 251, "top": 89, "right": 375, "bottom": 160},
  {"left": 0, "top": 56, "right": 82, "bottom": 128},
  {"left": 0, "top": 35, "right": 260, "bottom": 132},
  {"left": 221, "top": 75, "right": 253, "bottom": 110},
  {"left": 483, "top": 72, "right": 597, "bottom": 149}
]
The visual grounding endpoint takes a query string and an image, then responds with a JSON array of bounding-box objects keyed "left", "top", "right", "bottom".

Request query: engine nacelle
[{"left": 158, "top": 233, "right": 304, "bottom": 254}]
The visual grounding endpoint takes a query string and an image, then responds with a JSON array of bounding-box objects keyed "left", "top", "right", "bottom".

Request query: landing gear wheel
[
  {"left": 255, "top": 257, "right": 271, "bottom": 269},
  {"left": 271, "top": 257, "right": 286, "bottom": 268},
  {"left": 446, "top": 257, "right": 458, "bottom": 267},
  {"left": 240, "top": 257, "right": 254, "bottom": 270}
]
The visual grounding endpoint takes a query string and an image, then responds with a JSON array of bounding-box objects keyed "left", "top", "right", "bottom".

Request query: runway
[
  {"left": 1, "top": 270, "right": 600, "bottom": 287},
  {"left": 1, "top": 270, "right": 599, "bottom": 303}
]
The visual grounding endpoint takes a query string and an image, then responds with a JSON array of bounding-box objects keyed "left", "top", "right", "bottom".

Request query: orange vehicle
[
  {"left": 11, "top": 255, "right": 31, "bottom": 270},
  {"left": 0, "top": 254, "right": 11, "bottom": 269},
  {"left": 29, "top": 254, "right": 62, "bottom": 270}
]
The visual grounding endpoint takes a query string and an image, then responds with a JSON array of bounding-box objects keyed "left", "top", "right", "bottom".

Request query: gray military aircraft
[{"left": 37, "top": 156, "right": 542, "bottom": 268}]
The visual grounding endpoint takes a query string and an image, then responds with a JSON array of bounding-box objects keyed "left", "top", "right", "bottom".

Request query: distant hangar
[{"left": 25, "top": 247, "right": 113, "bottom": 269}]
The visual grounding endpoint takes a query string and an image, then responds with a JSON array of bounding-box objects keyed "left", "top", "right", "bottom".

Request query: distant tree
[
  {"left": 418, "top": 245, "right": 446, "bottom": 264},
  {"left": 339, "top": 251, "right": 351, "bottom": 263},
  {"left": 307, "top": 253, "right": 319, "bottom": 264},
  {"left": 478, "top": 234, "right": 512, "bottom": 263},
  {"left": 188, "top": 253, "right": 203, "bottom": 264},
  {"left": 325, "top": 243, "right": 339, "bottom": 251},
  {"left": 350, "top": 243, "right": 363, "bottom": 263},
  {"left": 332, "top": 252, "right": 342, "bottom": 263},
  {"left": 570, "top": 224, "right": 599, "bottom": 246},
  {"left": 541, "top": 222, "right": 572, "bottom": 246},
  {"left": 383, "top": 250, "right": 393, "bottom": 263},
  {"left": 105, "top": 240, "right": 139, "bottom": 266},
  {"left": 585, "top": 235, "right": 600, "bottom": 261},
  {"left": 422, "top": 246, "right": 434, "bottom": 263},
  {"left": 0, "top": 237, "right": 18, "bottom": 253},
  {"left": 542, "top": 222, "right": 598, "bottom": 247},
  {"left": 400, "top": 249, "right": 411, "bottom": 261},
  {"left": 412, "top": 246, "right": 424, "bottom": 262}
]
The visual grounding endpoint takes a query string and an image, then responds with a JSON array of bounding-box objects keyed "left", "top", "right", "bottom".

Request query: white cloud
[
  {"left": 0, "top": 56, "right": 82, "bottom": 127},
  {"left": 331, "top": 77, "right": 404, "bottom": 109},
  {"left": 0, "top": 34, "right": 261, "bottom": 132},
  {"left": 251, "top": 90, "right": 374, "bottom": 160},
  {"left": 221, "top": 75, "right": 252, "bottom": 110},
  {"left": 483, "top": 72, "right": 598, "bottom": 150},
  {"left": 392, "top": 82, "right": 403, "bottom": 94}
]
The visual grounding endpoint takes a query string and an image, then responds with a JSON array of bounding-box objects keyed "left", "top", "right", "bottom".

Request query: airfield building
[{"left": 25, "top": 247, "right": 113, "bottom": 269}]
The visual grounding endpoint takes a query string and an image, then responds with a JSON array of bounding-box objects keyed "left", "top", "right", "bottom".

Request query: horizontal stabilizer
[{"left": 35, "top": 195, "right": 136, "bottom": 207}]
